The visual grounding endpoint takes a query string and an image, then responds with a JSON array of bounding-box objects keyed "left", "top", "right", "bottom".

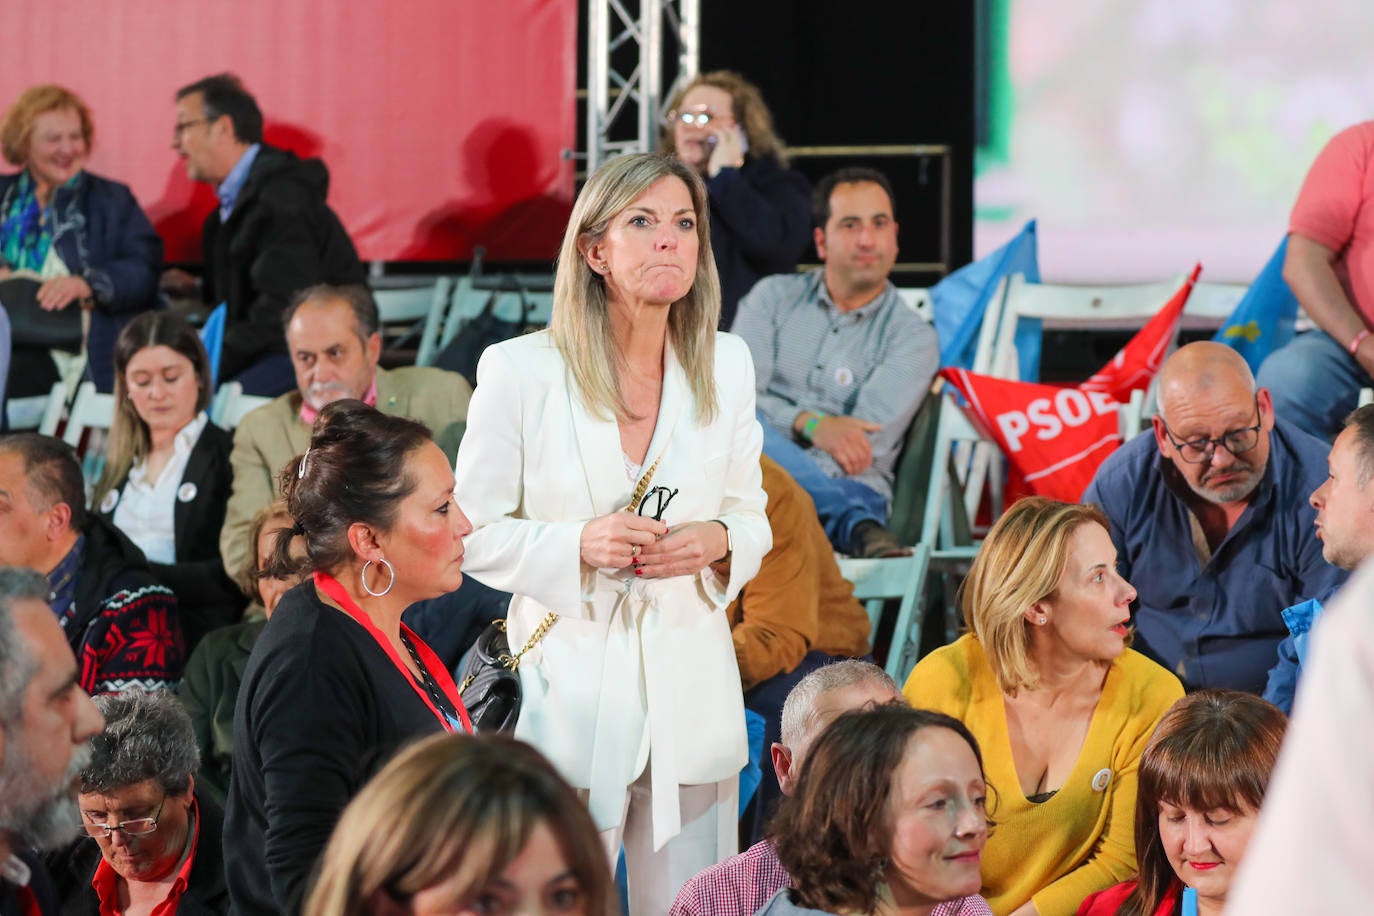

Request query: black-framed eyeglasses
[
  {"left": 637, "top": 485, "right": 679, "bottom": 522},
  {"left": 1161, "top": 397, "right": 1263, "bottom": 464},
  {"left": 171, "top": 117, "right": 211, "bottom": 139},
  {"left": 81, "top": 795, "right": 165, "bottom": 839}
]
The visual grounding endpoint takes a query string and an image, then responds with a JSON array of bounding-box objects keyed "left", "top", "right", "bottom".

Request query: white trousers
[{"left": 596, "top": 763, "right": 738, "bottom": 916}]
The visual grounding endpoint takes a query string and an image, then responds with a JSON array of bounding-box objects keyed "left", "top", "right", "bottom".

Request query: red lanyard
[{"left": 314, "top": 571, "right": 472, "bottom": 734}]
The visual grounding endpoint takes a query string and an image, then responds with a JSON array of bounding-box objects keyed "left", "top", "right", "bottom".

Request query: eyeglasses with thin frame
[
  {"left": 666, "top": 109, "right": 715, "bottom": 128},
  {"left": 1161, "top": 396, "right": 1263, "bottom": 464},
  {"left": 81, "top": 795, "right": 165, "bottom": 839},
  {"left": 171, "top": 117, "right": 211, "bottom": 139},
  {"left": 637, "top": 485, "right": 679, "bottom": 522}
]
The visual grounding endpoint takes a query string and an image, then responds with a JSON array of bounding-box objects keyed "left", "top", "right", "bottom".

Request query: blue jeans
[
  {"left": 758, "top": 412, "right": 886, "bottom": 550},
  {"left": 1257, "top": 330, "right": 1374, "bottom": 440}
]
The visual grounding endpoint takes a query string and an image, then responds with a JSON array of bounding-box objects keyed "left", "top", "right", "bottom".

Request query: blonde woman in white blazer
[{"left": 454, "top": 153, "right": 771, "bottom": 914}]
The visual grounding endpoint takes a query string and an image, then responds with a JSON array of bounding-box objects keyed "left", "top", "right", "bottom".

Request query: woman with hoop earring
[{"left": 224, "top": 399, "right": 474, "bottom": 916}]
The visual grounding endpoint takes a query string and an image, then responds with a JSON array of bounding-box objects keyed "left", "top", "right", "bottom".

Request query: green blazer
[{"left": 218, "top": 365, "right": 472, "bottom": 578}]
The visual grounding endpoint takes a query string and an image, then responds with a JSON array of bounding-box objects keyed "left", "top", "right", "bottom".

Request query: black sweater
[{"left": 223, "top": 583, "right": 446, "bottom": 916}]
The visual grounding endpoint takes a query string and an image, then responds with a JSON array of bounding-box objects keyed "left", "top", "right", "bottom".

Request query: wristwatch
[{"left": 711, "top": 519, "right": 732, "bottom": 564}]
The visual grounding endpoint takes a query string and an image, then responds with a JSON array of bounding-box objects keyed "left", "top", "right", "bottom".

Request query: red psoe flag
[
  {"left": 941, "top": 369, "right": 1123, "bottom": 502},
  {"left": 938, "top": 263, "right": 1203, "bottom": 503},
  {"left": 1083, "top": 264, "right": 1203, "bottom": 401}
]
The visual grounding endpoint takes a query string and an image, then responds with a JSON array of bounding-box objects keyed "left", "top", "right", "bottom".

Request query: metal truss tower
[{"left": 585, "top": 0, "right": 700, "bottom": 174}]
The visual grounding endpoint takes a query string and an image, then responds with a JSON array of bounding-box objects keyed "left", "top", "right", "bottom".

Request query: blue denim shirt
[
  {"left": 1262, "top": 587, "right": 1339, "bottom": 714},
  {"left": 1083, "top": 418, "right": 1347, "bottom": 693}
]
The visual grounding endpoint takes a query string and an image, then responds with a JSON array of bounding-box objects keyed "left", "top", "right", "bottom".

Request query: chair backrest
[
  {"left": 212, "top": 381, "right": 274, "bottom": 430},
  {"left": 837, "top": 542, "right": 932, "bottom": 683},
  {"left": 63, "top": 381, "right": 114, "bottom": 447},
  {"left": 990, "top": 273, "right": 1186, "bottom": 380},
  {"left": 374, "top": 281, "right": 448, "bottom": 353},
  {"left": 413, "top": 276, "right": 458, "bottom": 367},
  {"left": 921, "top": 387, "right": 984, "bottom": 557},
  {"left": 1186, "top": 281, "right": 1248, "bottom": 329}
]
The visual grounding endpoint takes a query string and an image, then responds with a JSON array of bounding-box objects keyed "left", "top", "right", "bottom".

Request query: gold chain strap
[
  {"left": 627, "top": 454, "right": 663, "bottom": 512},
  {"left": 459, "top": 456, "right": 664, "bottom": 694}
]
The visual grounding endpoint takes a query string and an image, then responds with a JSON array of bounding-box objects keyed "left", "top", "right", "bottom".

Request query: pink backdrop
[{"left": 0, "top": 0, "right": 577, "bottom": 263}]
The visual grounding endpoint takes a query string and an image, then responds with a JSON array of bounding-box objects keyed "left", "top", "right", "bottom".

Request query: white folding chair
[
  {"left": 211, "top": 381, "right": 273, "bottom": 430},
  {"left": 989, "top": 273, "right": 1187, "bottom": 381},
  {"left": 374, "top": 281, "right": 448, "bottom": 353},
  {"left": 837, "top": 542, "right": 932, "bottom": 683},
  {"left": 413, "top": 276, "right": 458, "bottom": 367},
  {"left": 63, "top": 381, "right": 114, "bottom": 447}
]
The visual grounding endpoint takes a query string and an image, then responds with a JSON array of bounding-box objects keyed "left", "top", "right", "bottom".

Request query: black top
[
  {"left": 1, "top": 851, "right": 60, "bottom": 916},
  {"left": 224, "top": 582, "right": 447, "bottom": 916},
  {"left": 706, "top": 156, "right": 811, "bottom": 330},
  {"left": 97, "top": 420, "right": 243, "bottom": 649},
  {"left": 201, "top": 144, "right": 366, "bottom": 381},
  {"left": 44, "top": 794, "right": 229, "bottom": 916}
]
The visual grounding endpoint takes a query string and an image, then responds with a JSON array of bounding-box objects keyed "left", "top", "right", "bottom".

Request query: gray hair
[
  {"left": 81, "top": 692, "right": 199, "bottom": 796},
  {"left": 779, "top": 659, "right": 899, "bottom": 749},
  {"left": 0, "top": 567, "right": 48, "bottom": 726},
  {"left": 283, "top": 283, "right": 381, "bottom": 340}
]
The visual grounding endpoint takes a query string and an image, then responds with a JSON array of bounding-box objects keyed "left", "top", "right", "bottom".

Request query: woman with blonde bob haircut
[
  {"left": 904, "top": 497, "right": 1183, "bottom": 916},
  {"left": 657, "top": 70, "right": 810, "bottom": 328},
  {"left": 306, "top": 733, "right": 616, "bottom": 916},
  {"left": 455, "top": 151, "right": 771, "bottom": 914},
  {"left": 0, "top": 84, "right": 161, "bottom": 395},
  {"left": 1077, "top": 690, "right": 1287, "bottom": 916}
]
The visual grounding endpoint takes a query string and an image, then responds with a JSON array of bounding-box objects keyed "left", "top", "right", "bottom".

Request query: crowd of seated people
[{"left": 4, "top": 65, "right": 1374, "bottom": 916}]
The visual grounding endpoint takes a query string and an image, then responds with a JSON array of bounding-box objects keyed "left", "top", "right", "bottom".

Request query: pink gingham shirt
[{"left": 669, "top": 840, "right": 992, "bottom": 916}]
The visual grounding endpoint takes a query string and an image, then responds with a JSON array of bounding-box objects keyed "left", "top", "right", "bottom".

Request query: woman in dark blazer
[
  {"left": 93, "top": 312, "right": 241, "bottom": 649},
  {"left": 0, "top": 84, "right": 161, "bottom": 394}
]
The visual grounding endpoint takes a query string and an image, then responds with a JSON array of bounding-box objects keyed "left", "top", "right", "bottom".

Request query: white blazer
[{"left": 454, "top": 329, "right": 771, "bottom": 849}]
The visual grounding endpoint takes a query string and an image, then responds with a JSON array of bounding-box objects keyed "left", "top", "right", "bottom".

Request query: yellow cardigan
[{"left": 903, "top": 635, "right": 1182, "bottom": 916}]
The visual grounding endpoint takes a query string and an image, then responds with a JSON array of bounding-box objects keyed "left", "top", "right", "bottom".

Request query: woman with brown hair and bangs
[
  {"left": 1076, "top": 690, "right": 1287, "bottom": 916},
  {"left": 904, "top": 497, "right": 1183, "bottom": 916},
  {"left": 760, "top": 705, "right": 993, "bottom": 916}
]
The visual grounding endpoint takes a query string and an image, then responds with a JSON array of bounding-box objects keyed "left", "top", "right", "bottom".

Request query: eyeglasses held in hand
[
  {"left": 638, "top": 485, "right": 679, "bottom": 522},
  {"left": 81, "top": 795, "right": 165, "bottom": 838}
]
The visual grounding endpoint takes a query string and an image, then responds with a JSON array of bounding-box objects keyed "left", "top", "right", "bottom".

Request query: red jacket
[{"left": 1076, "top": 878, "right": 1181, "bottom": 916}]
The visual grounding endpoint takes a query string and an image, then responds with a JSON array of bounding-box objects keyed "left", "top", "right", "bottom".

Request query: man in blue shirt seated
[
  {"left": 1083, "top": 341, "right": 1347, "bottom": 693},
  {"left": 1263, "top": 404, "right": 1374, "bottom": 712},
  {"left": 734, "top": 167, "right": 939, "bottom": 559}
]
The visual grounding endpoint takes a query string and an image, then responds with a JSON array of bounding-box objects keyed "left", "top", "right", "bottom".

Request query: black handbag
[
  {"left": 0, "top": 276, "right": 82, "bottom": 348},
  {"left": 455, "top": 457, "right": 662, "bottom": 733},
  {"left": 457, "top": 615, "right": 555, "bottom": 733},
  {"left": 434, "top": 281, "right": 540, "bottom": 388}
]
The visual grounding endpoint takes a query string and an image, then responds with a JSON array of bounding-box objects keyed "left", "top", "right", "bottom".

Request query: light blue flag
[
  {"left": 1212, "top": 238, "right": 1299, "bottom": 373},
  {"left": 931, "top": 219, "right": 1042, "bottom": 380},
  {"left": 198, "top": 302, "right": 227, "bottom": 387}
]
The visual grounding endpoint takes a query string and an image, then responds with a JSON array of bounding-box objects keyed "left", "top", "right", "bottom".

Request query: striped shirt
[{"left": 734, "top": 270, "right": 939, "bottom": 502}]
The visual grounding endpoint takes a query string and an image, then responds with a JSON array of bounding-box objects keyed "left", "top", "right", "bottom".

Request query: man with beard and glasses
[
  {"left": 1083, "top": 342, "right": 1347, "bottom": 693},
  {"left": 218, "top": 283, "right": 471, "bottom": 579},
  {"left": 0, "top": 566, "right": 105, "bottom": 916}
]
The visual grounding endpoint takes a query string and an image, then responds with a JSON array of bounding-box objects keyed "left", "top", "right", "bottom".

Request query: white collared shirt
[{"left": 112, "top": 411, "right": 209, "bottom": 564}]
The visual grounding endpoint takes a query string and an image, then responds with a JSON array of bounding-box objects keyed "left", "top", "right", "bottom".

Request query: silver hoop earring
[{"left": 361, "top": 558, "right": 395, "bottom": 598}]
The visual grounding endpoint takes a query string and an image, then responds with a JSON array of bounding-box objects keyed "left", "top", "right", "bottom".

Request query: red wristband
[{"left": 1350, "top": 329, "right": 1371, "bottom": 356}]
